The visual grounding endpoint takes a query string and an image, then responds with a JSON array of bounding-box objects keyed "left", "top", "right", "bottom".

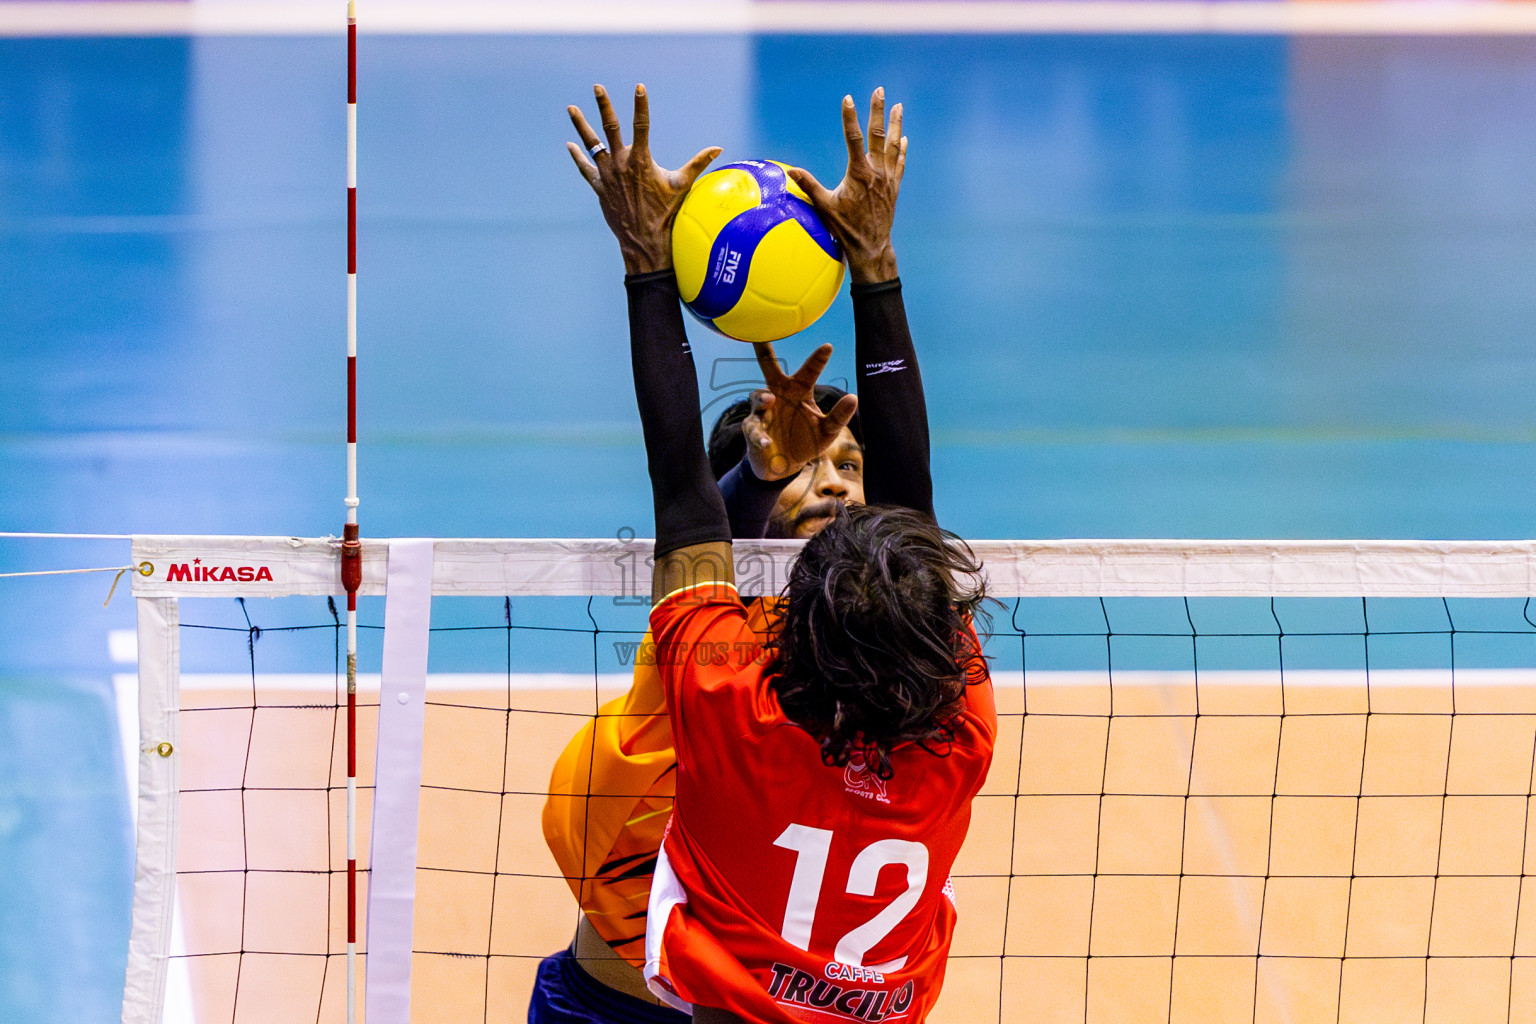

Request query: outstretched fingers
[
  {"left": 866, "top": 87, "right": 886, "bottom": 155},
  {"left": 840, "top": 94, "right": 868, "bottom": 167},
  {"left": 743, "top": 389, "right": 776, "bottom": 450},
  {"left": 753, "top": 341, "right": 790, "bottom": 390},
  {"left": 787, "top": 166, "right": 833, "bottom": 207},
  {"left": 565, "top": 141, "right": 600, "bottom": 188},
  {"left": 758, "top": 341, "right": 835, "bottom": 400},
  {"left": 568, "top": 104, "right": 603, "bottom": 153},
  {"left": 884, "top": 102, "right": 904, "bottom": 175},
  {"left": 675, "top": 146, "right": 724, "bottom": 189},
  {"left": 788, "top": 343, "right": 835, "bottom": 392},
  {"left": 567, "top": 104, "right": 608, "bottom": 186},
  {"left": 819, "top": 393, "right": 859, "bottom": 441},
  {"left": 593, "top": 85, "right": 625, "bottom": 152},
  {"left": 630, "top": 84, "right": 650, "bottom": 155}
]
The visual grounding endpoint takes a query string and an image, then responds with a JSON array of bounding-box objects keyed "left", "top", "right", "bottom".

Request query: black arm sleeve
[
  {"left": 718, "top": 456, "right": 794, "bottom": 539},
  {"left": 852, "top": 277, "right": 934, "bottom": 518},
  {"left": 626, "top": 270, "right": 731, "bottom": 557}
]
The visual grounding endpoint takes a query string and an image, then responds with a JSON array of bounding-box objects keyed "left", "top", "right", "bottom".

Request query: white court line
[
  {"left": 111, "top": 668, "right": 1536, "bottom": 693},
  {"left": 5, "top": 1, "right": 1536, "bottom": 36}
]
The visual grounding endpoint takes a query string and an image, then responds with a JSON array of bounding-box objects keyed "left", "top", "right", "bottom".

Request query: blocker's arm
[
  {"left": 626, "top": 271, "right": 734, "bottom": 604},
  {"left": 852, "top": 278, "right": 933, "bottom": 517},
  {"left": 787, "top": 88, "right": 932, "bottom": 517},
  {"left": 563, "top": 83, "right": 732, "bottom": 601}
]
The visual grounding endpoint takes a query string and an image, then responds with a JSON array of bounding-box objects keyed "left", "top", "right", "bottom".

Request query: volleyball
[{"left": 672, "top": 159, "right": 845, "bottom": 343}]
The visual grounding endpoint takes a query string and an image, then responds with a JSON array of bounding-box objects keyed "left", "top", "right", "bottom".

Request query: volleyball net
[{"left": 120, "top": 535, "right": 1536, "bottom": 1024}]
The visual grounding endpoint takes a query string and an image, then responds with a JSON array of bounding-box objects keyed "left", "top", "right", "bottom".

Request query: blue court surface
[{"left": 4, "top": 28, "right": 1536, "bottom": 1021}]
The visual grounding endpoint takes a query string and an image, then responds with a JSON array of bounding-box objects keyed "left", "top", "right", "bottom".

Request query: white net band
[{"left": 129, "top": 536, "right": 1536, "bottom": 600}]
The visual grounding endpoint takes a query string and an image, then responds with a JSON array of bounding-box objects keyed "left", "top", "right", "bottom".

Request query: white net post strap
[
  {"left": 121, "top": 596, "right": 179, "bottom": 1024},
  {"left": 364, "top": 539, "right": 436, "bottom": 1024}
]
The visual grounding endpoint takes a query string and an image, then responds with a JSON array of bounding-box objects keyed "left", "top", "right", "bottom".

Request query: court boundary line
[{"left": 7, "top": 1, "right": 1536, "bottom": 37}]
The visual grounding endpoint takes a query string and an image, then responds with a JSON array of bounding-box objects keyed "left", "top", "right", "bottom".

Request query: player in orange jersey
[{"left": 543, "top": 83, "right": 996, "bottom": 1024}]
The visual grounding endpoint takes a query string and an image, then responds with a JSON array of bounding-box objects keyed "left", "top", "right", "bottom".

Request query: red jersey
[{"left": 643, "top": 582, "right": 996, "bottom": 1024}]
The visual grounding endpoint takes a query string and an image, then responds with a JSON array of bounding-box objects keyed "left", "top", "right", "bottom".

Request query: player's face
[{"left": 766, "top": 428, "right": 864, "bottom": 539}]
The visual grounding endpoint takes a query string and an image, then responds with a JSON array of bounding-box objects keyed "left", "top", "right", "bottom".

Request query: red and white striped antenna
[{"left": 340, "top": 3, "right": 362, "bottom": 1023}]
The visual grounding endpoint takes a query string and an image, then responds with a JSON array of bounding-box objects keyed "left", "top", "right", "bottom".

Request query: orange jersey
[
  {"left": 542, "top": 598, "right": 781, "bottom": 966},
  {"left": 643, "top": 583, "right": 996, "bottom": 1024}
]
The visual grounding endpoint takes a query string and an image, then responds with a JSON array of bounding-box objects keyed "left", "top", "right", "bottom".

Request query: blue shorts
[{"left": 527, "top": 948, "right": 692, "bottom": 1024}]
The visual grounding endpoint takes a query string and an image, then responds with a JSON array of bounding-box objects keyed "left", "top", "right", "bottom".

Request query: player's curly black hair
[
  {"left": 768, "top": 503, "right": 988, "bottom": 780},
  {"left": 706, "top": 385, "right": 863, "bottom": 481}
]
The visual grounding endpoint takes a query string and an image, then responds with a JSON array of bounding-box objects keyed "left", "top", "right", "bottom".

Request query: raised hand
[
  {"left": 742, "top": 342, "right": 859, "bottom": 481},
  {"left": 566, "top": 84, "right": 722, "bottom": 274},
  {"left": 786, "top": 88, "right": 905, "bottom": 285}
]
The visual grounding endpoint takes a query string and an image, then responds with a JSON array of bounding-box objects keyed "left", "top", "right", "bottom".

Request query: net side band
[{"left": 127, "top": 535, "right": 1536, "bottom": 599}]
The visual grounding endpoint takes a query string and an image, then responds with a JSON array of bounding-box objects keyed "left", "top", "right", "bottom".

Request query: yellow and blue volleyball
[{"left": 672, "top": 159, "right": 845, "bottom": 343}]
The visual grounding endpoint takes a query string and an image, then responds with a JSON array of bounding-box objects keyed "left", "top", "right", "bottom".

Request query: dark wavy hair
[
  {"left": 707, "top": 385, "right": 863, "bottom": 481},
  {"left": 768, "top": 503, "right": 988, "bottom": 780}
]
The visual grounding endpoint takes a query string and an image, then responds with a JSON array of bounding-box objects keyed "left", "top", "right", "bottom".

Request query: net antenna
[{"left": 340, "top": 4, "right": 362, "bottom": 1024}]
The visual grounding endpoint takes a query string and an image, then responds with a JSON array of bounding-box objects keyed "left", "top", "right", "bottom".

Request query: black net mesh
[{"left": 166, "top": 593, "right": 1536, "bottom": 1023}]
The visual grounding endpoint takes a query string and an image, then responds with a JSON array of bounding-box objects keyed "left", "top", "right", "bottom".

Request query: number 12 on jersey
[{"left": 773, "top": 823, "right": 929, "bottom": 972}]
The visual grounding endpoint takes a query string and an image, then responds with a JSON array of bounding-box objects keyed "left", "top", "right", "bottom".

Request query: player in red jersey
[
  {"left": 645, "top": 521, "right": 994, "bottom": 1024},
  {"left": 563, "top": 83, "right": 995, "bottom": 1024}
]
